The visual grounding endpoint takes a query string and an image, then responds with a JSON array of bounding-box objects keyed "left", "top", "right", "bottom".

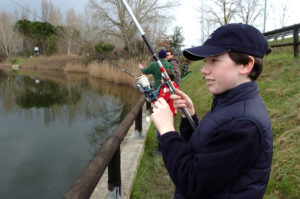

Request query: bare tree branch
[
  {"left": 237, "top": 0, "right": 263, "bottom": 25},
  {"left": 0, "top": 11, "right": 22, "bottom": 58},
  {"left": 87, "top": 0, "right": 179, "bottom": 55}
]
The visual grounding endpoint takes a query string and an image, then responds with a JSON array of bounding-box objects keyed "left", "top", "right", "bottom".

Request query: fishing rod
[
  {"left": 121, "top": 0, "right": 196, "bottom": 130},
  {"left": 9, "top": 0, "right": 136, "bottom": 79}
]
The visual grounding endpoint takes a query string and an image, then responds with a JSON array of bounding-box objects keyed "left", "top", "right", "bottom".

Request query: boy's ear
[{"left": 240, "top": 56, "right": 254, "bottom": 75}]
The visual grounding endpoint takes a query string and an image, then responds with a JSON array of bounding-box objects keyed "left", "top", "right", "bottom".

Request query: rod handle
[{"left": 182, "top": 108, "right": 196, "bottom": 130}]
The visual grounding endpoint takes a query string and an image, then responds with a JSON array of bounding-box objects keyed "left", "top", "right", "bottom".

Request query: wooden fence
[
  {"left": 264, "top": 23, "right": 300, "bottom": 58},
  {"left": 64, "top": 95, "right": 148, "bottom": 199}
]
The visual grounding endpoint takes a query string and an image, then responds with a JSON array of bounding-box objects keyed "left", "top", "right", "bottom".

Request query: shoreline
[{"left": 0, "top": 55, "right": 145, "bottom": 86}]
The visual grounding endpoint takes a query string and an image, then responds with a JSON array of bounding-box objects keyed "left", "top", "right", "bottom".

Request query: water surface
[{"left": 0, "top": 69, "right": 140, "bottom": 199}]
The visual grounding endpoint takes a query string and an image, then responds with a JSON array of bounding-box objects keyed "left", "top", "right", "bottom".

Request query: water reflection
[
  {"left": 16, "top": 76, "right": 81, "bottom": 108},
  {"left": 0, "top": 69, "right": 140, "bottom": 199}
]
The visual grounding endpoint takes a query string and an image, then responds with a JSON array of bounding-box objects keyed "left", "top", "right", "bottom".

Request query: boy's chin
[
  {"left": 209, "top": 88, "right": 224, "bottom": 95},
  {"left": 209, "top": 88, "right": 218, "bottom": 94}
]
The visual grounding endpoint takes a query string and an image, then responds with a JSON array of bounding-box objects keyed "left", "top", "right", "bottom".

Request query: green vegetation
[
  {"left": 15, "top": 19, "right": 56, "bottom": 55},
  {"left": 94, "top": 41, "right": 115, "bottom": 54},
  {"left": 131, "top": 52, "right": 300, "bottom": 199},
  {"left": 9, "top": 57, "right": 27, "bottom": 65}
]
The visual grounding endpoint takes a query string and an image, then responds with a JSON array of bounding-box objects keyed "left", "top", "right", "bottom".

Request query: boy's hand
[
  {"left": 151, "top": 98, "right": 175, "bottom": 135},
  {"left": 171, "top": 89, "right": 195, "bottom": 117}
]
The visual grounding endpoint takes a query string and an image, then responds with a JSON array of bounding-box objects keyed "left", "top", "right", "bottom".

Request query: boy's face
[
  {"left": 202, "top": 53, "right": 249, "bottom": 94},
  {"left": 166, "top": 52, "right": 173, "bottom": 60}
]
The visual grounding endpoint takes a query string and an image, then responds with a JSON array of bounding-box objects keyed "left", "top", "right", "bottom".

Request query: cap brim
[{"left": 183, "top": 45, "right": 231, "bottom": 60}]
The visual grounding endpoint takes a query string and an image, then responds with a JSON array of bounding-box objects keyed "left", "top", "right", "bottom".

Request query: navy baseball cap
[
  {"left": 158, "top": 49, "right": 167, "bottom": 58},
  {"left": 183, "top": 23, "right": 269, "bottom": 60}
]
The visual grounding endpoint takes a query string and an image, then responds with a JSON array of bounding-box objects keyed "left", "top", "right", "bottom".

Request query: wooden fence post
[
  {"left": 145, "top": 101, "right": 151, "bottom": 122},
  {"left": 135, "top": 107, "right": 143, "bottom": 138},
  {"left": 293, "top": 27, "right": 299, "bottom": 58},
  {"left": 108, "top": 146, "right": 121, "bottom": 199},
  {"left": 146, "top": 101, "right": 151, "bottom": 115}
]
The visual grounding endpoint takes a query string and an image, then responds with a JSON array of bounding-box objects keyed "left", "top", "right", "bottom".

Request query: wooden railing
[
  {"left": 264, "top": 23, "right": 300, "bottom": 58},
  {"left": 64, "top": 96, "right": 148, "bottom": 199}
]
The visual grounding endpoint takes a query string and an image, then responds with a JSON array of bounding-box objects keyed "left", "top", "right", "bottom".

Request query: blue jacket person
[{"left": 151, "top": 23, "right": 273, "bottom": 199}]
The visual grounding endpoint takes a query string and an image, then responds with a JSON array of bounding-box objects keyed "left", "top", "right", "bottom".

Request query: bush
[
  {"left": 47, "top": 35, "right": 58, "bottom": 55},
  {"left": 94, "top": 41, "right": 115, "bottom": 54}
]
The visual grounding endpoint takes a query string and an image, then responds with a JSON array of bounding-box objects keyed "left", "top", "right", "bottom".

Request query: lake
[{"left": 0, "top": 69, "right": 140, "bottom": 199}]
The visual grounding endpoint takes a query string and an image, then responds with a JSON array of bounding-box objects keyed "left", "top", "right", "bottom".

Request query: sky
[{"left": 1, "top": 0, "right": 300, "bottom": 48}]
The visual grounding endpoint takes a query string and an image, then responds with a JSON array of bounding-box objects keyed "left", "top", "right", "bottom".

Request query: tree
[
  {"left": 236, "top": 0, "right": 263, "bottom": 25},
  {"left": 56, "top": 25, "right": 80, "bottom": 55},
  {"left": 155, "top": 33, "right": 171, "bottom": 51},
  {"left": 197, "top": 0, "right": 240, "bottom": 27},
  {"left": 41, "top": 0, "right": 62, "bottom": 26},
  {"left": 30, "top": 21, "right": 56, "bottom": 55},
  {"left": 95, "top": 40, "right": 115, "bottom": 54},
  {"left": 20, "top": 5, "right": 30, "bottom": 20},
  {"left": 211, "top": 0, "right": 240, "bottom": 25},
  {"left": 47, "top": 34, "right": 58, "bottom": 55},
  {"left": 49, "top": 3, "right": 62, "bottom": 26},
  {"left": 169, "top": 26, "right": 185, "bottom": 53},
  {"left": 63, "top": 8, "right": 82, "bottom": 55},
  {"left": 15, "top": 20, "right": 56, "bottom": 55},
  {"left": 279, "top": 0, "right": 291, "bottom": 28},
  {"left": 41, "top": 0, "right": 50, "bottom": 22},
  {"left": 14, "top": 19, "right": 32, "bottom": 55},
  {"left": 87, "top": 0, "right": 178, "bottom": 55},
  {"left": 0, "top": 11, "right": 21, "bottom": 58},
  {"left": 197, "top": 0, "right": 265, "bottom": 42}
]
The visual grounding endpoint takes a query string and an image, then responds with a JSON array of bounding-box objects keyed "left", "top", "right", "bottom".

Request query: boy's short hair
[
  {"left": 228, "top": 47, "right": 272, "bottom": 80},
  {"left": 166, "top": 50, "right": 174, "bottom": 55},
  {"left": 228, "top": 52, "right": 262, "bottom": 81}
]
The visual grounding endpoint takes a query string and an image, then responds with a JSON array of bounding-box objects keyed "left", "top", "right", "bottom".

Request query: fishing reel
[{"left": 136, "top": 74, "right": 158, "bottom": 102}]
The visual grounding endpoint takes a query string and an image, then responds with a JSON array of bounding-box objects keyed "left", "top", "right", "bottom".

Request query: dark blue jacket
[{"left": 159, "top": 82, "right": 273, "bottom": 199}]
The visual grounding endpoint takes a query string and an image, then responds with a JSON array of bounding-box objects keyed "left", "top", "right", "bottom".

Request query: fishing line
[{"left": 9, "top": 0, "right": 137, "bottom": 79}]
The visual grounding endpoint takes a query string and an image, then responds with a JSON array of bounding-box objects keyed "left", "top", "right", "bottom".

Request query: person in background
[
  {"left": 139, "top": 49, "right": 174, "bottom": 90},
  {"left": 180, "top": 59, "right": 191, "bottom": 79},
  {"left": 166, "top": 50, "right": 181, "bottom": 88},
  {"left": 151, "top": 23, "right": 273, "bottom": 199}
]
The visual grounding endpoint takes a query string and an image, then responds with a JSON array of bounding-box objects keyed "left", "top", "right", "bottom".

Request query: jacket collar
[{"left": 211, "top": 81, "right": 259, "bottom": 110}]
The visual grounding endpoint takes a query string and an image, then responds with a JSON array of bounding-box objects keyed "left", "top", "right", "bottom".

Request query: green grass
[
  {"left": 131, "top": 51, "right": 300, "bottom": 199},
  {"left": 10, "top": 57, "right": 28, "bottom": 64},
  {"left": 261, "top": 53, "right": 300, "bottom": 199},
  {"left": 130, "top": 123, "right": 175, "bottom": 199}
]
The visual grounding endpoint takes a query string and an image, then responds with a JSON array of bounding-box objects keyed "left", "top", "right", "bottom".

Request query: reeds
[
  {"left": 0, "top": 55, "right": 151, "bottom": 86},
  {"left": 20, "top": 55, "right": 82, "bottom": 70},
  {"left": 87, "top": 59, "right": 141, "bottom": 85}
]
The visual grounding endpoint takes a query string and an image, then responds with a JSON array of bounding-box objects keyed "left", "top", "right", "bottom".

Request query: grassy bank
[{"left": 131, "top": 52, "right": 300, "bottom": 199}]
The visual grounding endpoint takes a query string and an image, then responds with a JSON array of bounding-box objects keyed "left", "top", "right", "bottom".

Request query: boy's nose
[{"left": 201, "top": 64, "right": 209, "bottom": 74}]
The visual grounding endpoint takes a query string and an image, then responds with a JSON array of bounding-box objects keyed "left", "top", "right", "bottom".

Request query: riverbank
[
  {"left": 131, "top": 52, "right": 300, "bottom": 199},
  {"left": 0, "top": 55, "right": 149, "bottom": 86}
]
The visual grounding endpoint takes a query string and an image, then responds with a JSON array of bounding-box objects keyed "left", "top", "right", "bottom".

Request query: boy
[
  {"left": 151, "top": 23, "right": 273, "bottom": 199},
  {"left": 166, "top": 50, "right": 181, "bottom": 88},
  {"left": 139, "top": 49, "right": 174, "bottom": 89}
]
